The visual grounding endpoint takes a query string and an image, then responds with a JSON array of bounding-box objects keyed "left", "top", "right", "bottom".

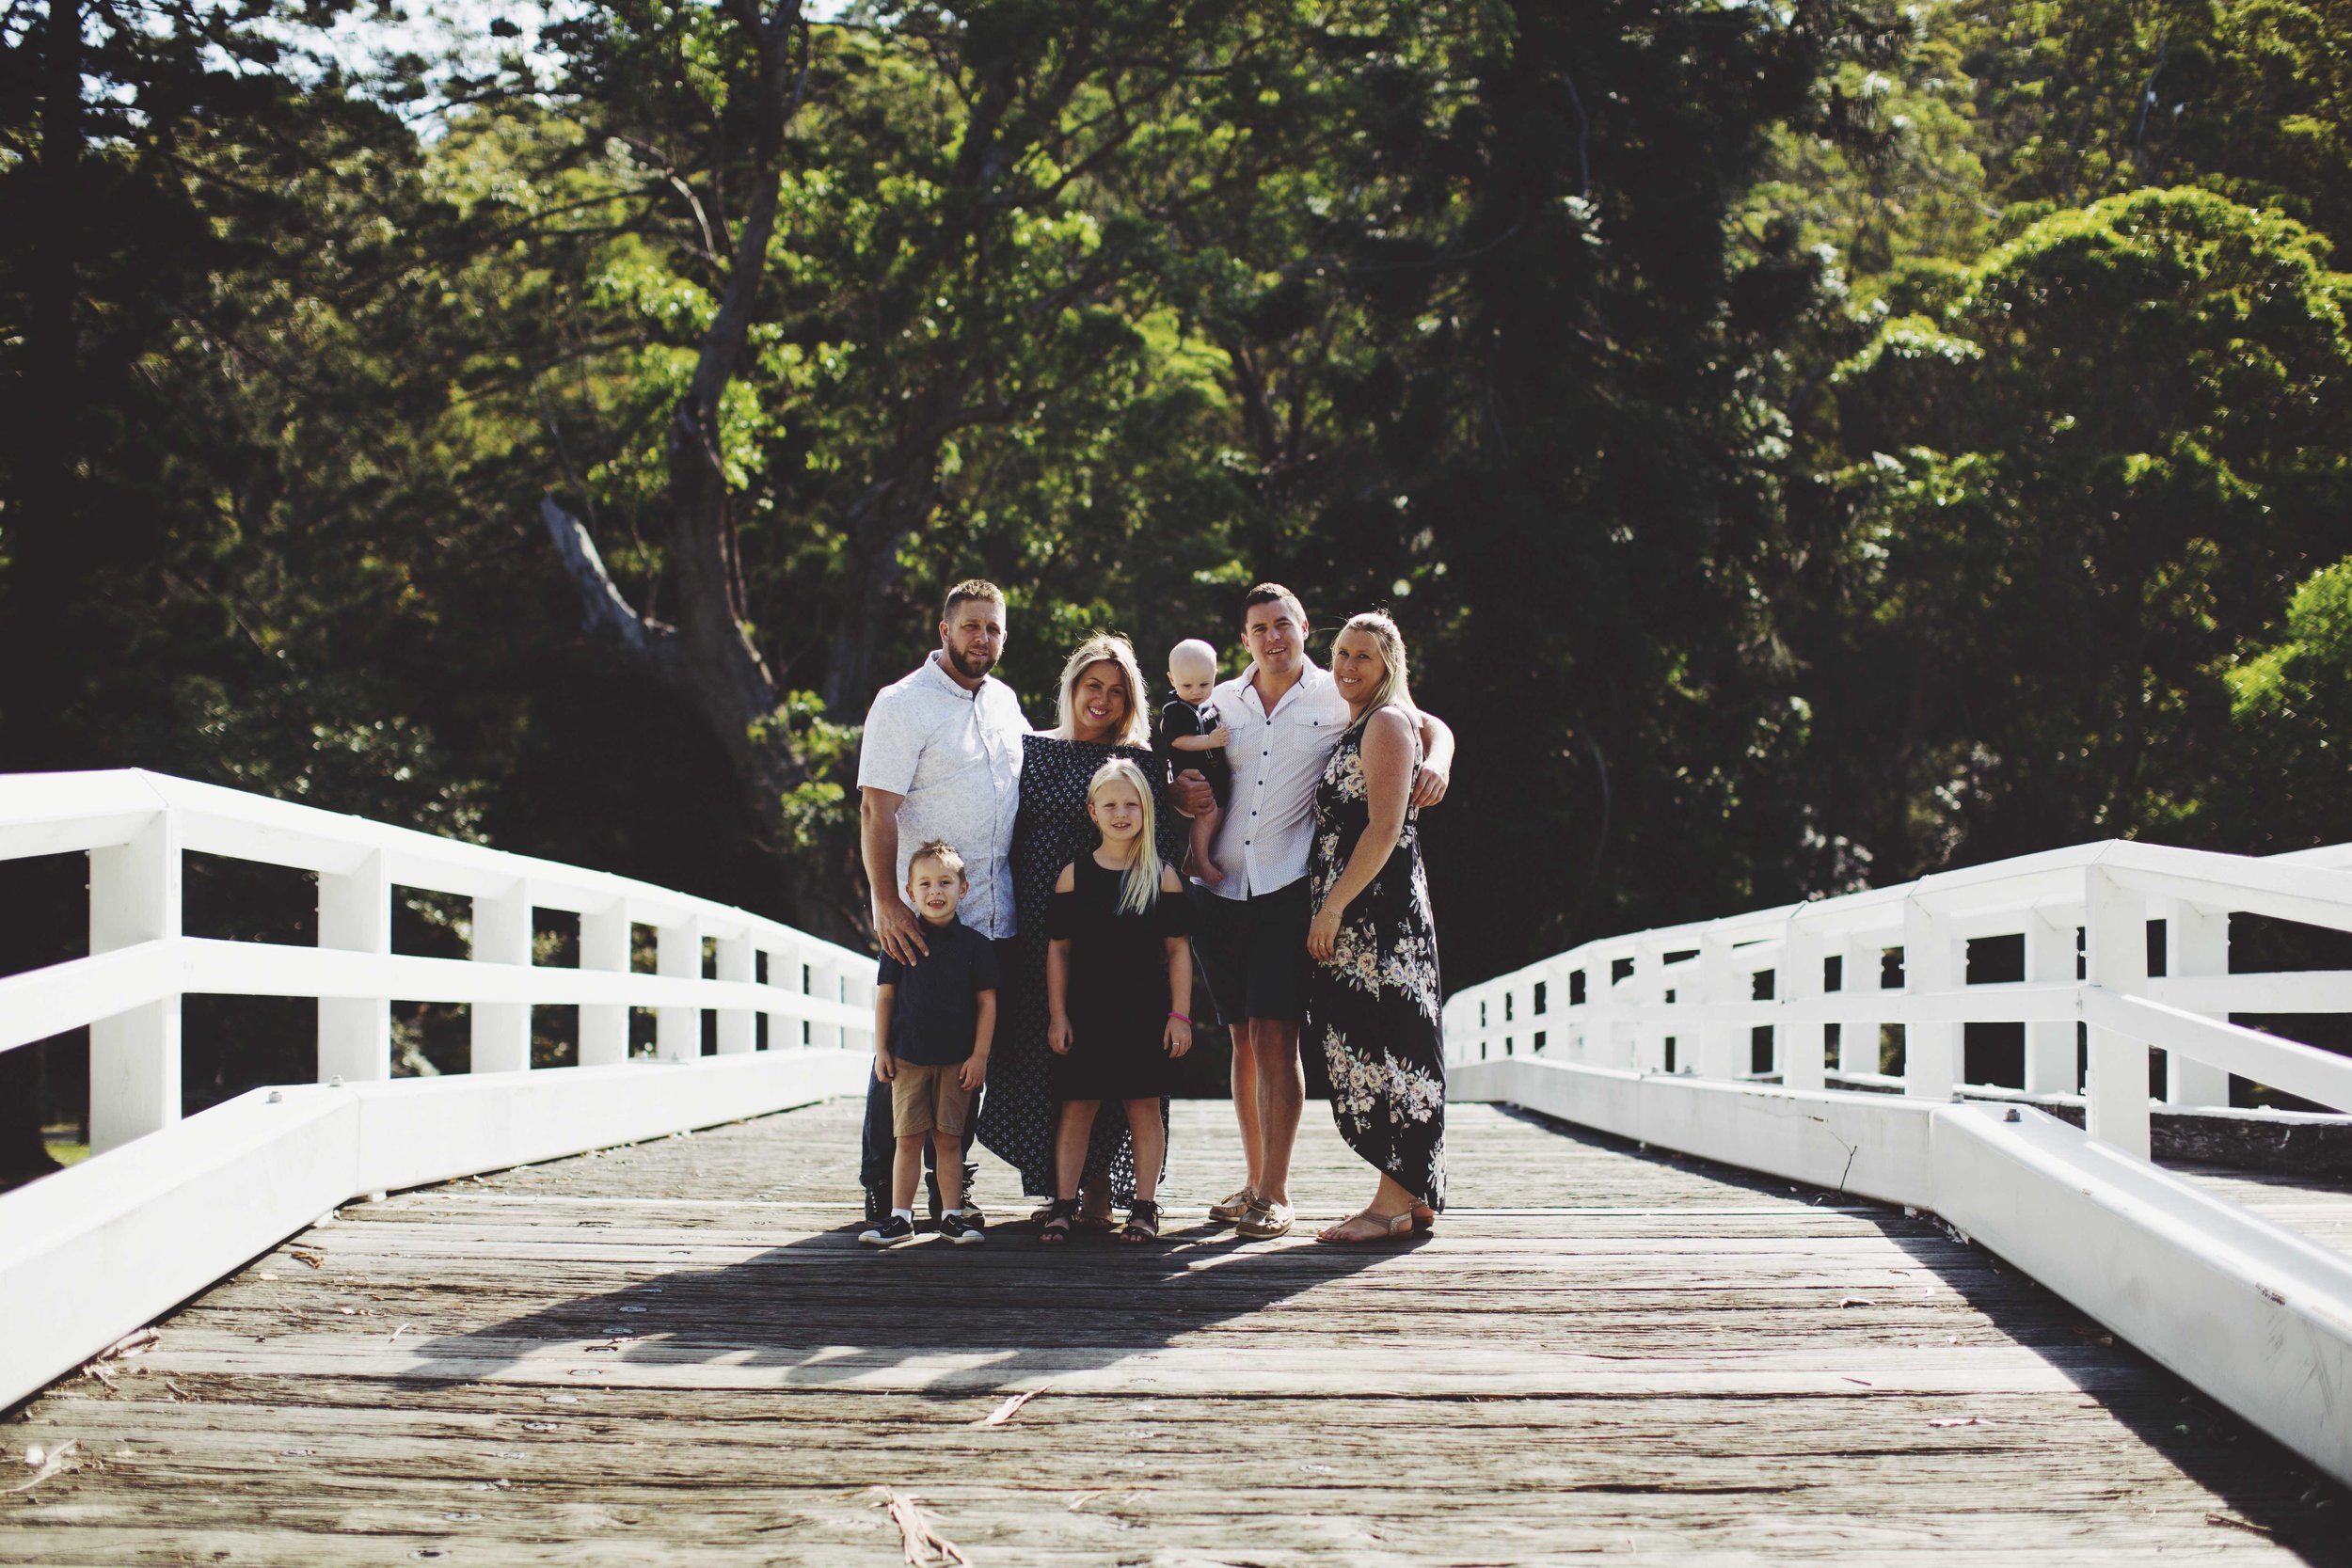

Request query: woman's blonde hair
[
  {"left": 1085, "top": 757, "right": 1165, "bottom": 916},
  {"left": 1053, "top": 632, "right": 1152, "bottom": 748},
  {"left": 1336, "top": 611, "right": 1414, "bottom": 732}
]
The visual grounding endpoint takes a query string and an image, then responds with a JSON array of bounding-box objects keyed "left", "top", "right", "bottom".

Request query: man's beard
[{"left": 946, "top": 643, "right": 998, "bottom": 680}]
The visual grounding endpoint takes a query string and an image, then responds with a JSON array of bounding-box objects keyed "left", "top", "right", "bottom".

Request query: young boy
[
  {"left": 862, "top": 840, "right": 999, "bottom": 1246},
  {"left": 1158, "top": 639, "right": 1232, "bottom": 886}
]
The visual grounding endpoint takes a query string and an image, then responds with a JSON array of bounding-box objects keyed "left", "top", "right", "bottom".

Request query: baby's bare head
[{"left": 1168, "top": 640, "right": 1218, "bottom": 703}]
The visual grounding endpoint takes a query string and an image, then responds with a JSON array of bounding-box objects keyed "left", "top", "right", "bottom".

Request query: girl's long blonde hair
[
  {"left": 1053, "top": 633, "right": 1152, "bottom": 748},
  {"left": 1338, "top": 610, "right": 1414, "bottom": 733},
  {"left": 1086, "top": 756, "right": 1165, "bottom": 916}
]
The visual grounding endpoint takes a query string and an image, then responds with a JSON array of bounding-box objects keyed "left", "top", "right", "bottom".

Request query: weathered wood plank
[{"left": 7, "top": 1097, "right": 2346, "bottom": 1564}]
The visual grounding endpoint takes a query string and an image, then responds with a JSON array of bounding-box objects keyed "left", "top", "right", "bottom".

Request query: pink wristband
[{"left": 1168, "top": 1011, "right": 1192, "bottom": 1024}]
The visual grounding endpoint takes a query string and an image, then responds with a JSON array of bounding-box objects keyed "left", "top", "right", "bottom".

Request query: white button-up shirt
[
  {"left": 857, "top": 652, "right": 1031, "bottom": 939},
  {"left": 1201, "top": 659, "right": 1352, "bottom": 900}
]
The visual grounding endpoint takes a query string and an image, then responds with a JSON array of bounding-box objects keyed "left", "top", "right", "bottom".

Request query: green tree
[
  {"left": 1816, "top": 187, "right": 2352, "bottom": 869},
  {"left": 2219, "top": 557, "right": 2352, "bottom": 851}
]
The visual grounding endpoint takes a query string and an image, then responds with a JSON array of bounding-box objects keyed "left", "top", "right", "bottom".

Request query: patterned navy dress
[
  {"left": 1303, "top": 715, "right": 1448, "bottom": 1211},
  {"left": 977, "top": 733, "right": 1186, "bottom": 1199}
]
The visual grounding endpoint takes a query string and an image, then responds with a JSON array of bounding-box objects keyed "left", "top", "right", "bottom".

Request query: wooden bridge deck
[{"left": 7, "top": 1097, "right": 2348, "bottom": 1564}]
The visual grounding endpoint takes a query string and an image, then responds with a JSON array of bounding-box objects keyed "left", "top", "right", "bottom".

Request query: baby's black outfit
[{"left": 1156, "top": 697, "right": 1231, "bottom": 807}]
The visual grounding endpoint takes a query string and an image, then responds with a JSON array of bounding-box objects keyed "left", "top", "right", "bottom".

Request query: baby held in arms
[{"left": 1158, "top": 638, "right": 1232, "bottom": 886}]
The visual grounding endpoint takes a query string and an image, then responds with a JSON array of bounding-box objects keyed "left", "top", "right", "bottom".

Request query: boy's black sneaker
[
  {"left": 940, "top": 1211, "right": 986, "bottom": 1245},
  {"left": 859, "top": 1214, "right": 914, "bottom": 1246}
]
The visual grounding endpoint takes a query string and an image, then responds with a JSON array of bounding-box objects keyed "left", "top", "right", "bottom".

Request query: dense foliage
[{"left": 3, "top": 0, "right": 2347, "bottom": 1140}]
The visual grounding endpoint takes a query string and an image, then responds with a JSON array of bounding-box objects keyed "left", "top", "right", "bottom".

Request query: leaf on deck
[
  {"left": 976, "top": 1385, "right": 1050, "bottom": 1427},
  {"left": 865, "top": 1485, "right": 972, "bottom": 1567},
  {"left": 8, "top": 1440, "right": 79, "bottom": 1494}
]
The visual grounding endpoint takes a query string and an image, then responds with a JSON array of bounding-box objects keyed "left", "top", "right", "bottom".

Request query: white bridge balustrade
[
  {"left": 1446, "top": 838, "right": 2352, "bottom": 1488},
  {"left": 0, "top": 769, "right": 875, "bottom": 1408}
]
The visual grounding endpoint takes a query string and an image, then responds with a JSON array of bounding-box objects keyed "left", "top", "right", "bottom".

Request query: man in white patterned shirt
[
  {"left": 855, "top": 580, "right": 1029, "bottom": 1227},
  {"left": 1171, "top": 584, "right": 1454, "bottom": 1240}
]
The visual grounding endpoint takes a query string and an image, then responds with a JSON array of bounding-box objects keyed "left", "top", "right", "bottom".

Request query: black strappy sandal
[
  {"left": 1120, "top": 1199, "right": 1162, "bottom": 1244},
  {"left": 1038, "top": 1196, "right": 1080, "bottom": 1244}
]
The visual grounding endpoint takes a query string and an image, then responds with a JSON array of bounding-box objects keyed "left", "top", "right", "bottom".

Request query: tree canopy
[{"left": 3, "top": 0, "right": 2347, "bottom": 1139}]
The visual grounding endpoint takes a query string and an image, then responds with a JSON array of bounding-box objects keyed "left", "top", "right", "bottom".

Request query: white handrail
[
  {"left": 0, "top": 769, "right": 877, "bottom": 1152},
  {"left": 1444, "top": 837, "right": 2352, "bottom": 1158},
  {"left": 0, "top": 768, "right": 880, "bottom": 1410}
]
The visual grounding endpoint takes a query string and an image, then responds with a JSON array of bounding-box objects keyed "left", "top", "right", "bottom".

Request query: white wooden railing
[
  {"left": 1444, "top": 838, "right": 2352, "bottom": 1152},
  {"left": 0, "top": 769, "right": 875, "bottom": 1405},
  {"left": 1444, "top": 837, "right": 2352, "bottom": 1488}
]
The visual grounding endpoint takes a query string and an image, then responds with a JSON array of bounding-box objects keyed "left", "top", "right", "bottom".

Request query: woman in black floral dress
[
  {"left": 1304, "top": 612, "right": 1447, "bottom": 1242},
  {"left": 977, "top": 633, "right": 1186, "bottom": 1212}
]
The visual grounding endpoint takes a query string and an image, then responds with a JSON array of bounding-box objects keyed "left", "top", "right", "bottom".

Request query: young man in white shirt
[
  {"left": 855, "top": 580, "right": 1028, "bottom": 1228},
  {"left": 1171, "top": 584, "right": 1454, "bottom": 1239}
]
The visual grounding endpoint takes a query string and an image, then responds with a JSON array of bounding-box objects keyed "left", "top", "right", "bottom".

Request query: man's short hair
[
  {"left": 943, "top": 579, "right": 1005, "bottom": 621},
  {"left": 906, "top": 839, "right": 968, "bottom": 882},
  {"left": 1242, "top": 582, "right": 1306, "bottom": 626}
]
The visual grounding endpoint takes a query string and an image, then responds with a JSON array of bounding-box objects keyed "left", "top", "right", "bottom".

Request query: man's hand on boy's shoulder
[
  {"left": 959, "top": 1052, "right": 989, "bottom": 1091},
  {"left": 874, "top": 893, "right": 930, "bottom": 964}
]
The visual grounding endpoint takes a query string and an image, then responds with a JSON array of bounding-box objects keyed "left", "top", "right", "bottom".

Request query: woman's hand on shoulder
[{"left": 1055, "top": 862, "right": 1076, "bottom": 893}]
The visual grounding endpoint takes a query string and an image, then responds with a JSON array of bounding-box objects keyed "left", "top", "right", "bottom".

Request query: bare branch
[{"left": 539, "top": 494, "right": 673, "bottom": 660}]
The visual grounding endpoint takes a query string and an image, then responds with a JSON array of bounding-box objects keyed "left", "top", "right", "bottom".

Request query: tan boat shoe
[
  {"left": 1235, "top": 1198, "right": 1295, "bottom": 1240},
  {"left": 1206, "top": 1187, "right": 1256, "bottom": 1225}
]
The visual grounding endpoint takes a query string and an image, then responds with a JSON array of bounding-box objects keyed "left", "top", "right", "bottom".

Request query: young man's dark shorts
[{"left": 1186, "top": 878, "right": 1311, "bottom": 1024}]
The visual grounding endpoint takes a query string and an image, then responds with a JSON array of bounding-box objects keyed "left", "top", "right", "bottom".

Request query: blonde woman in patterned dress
[{"left": 1303, "top": 612, "right": 1446, "bottom": 1243}]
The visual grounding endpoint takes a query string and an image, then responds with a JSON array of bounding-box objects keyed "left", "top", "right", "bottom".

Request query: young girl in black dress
[{"left": 1042, "top": 757, "right": 1195, "bottom": 1243}]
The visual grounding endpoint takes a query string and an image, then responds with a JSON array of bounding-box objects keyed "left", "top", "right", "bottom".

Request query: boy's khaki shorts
[{"left": 890, "top": 1061, "right": 972, "bottom": 1138}]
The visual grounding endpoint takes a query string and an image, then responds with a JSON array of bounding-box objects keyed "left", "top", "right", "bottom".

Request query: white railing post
[
  {"left": 1622, "top": 954, "right": 1661, "bottom": 1072},
  {"left": 757, "top": 941, "right": 794, "bottom": 1051},
  {"left": 579, "top": 902, "right": 631, "bottom": 1066},
  {"left": 87, "top": 808, "right": 182, "bottom": 1153},
  {"left": 1902, "top": 894, "right": 1959, "bottom": 1100},
  {"left": 1839, "top": 935, "right": 1881, "bottom": 1078},
  {"left": 1782, "top": 916, "right": 1826, "bottom": 1092},
  {"left": 2084, "top": 867, "right": 2153, "bottom": 1159},
  {"left": 2164, "top": 900, "right": 2232, "bottom": 1108},
  {"left": 656, "top": 914, "right": 704, "bottom": 1060},
  {"left": 2024, "top": 906, "right": 2079, "bottom": 1095},
  {"left": 470, "top": 879, "right": 533, "bottom": 1074},
  {"left": 715, "top": 929, "right": 755, "bottom": 1054},
  {"left": 317, "top": 847, "right": 390, "bottom": 1086},
  {"left": 1694, "top": 933, "right": 1743, "bottom": 1078},
  {"left": 846, "top": 964, "right": 875, "bottom": 1055},
  {"left": 818, "top": 949, "right": 843, "bottom": 1050}
]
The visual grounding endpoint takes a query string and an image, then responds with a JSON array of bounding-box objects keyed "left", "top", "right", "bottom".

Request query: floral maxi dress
[{"left": 1304, "top": 718, "right": 1447, "bottom": 1212}]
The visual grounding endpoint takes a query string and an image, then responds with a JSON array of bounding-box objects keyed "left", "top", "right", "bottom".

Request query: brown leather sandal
[{"left": 1315, "top": 1208, "right": 1414, "bottom": 1244}]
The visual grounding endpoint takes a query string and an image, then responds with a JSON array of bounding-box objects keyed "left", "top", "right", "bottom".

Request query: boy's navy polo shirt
[{"left": 875, "top": 917, "right": 1001, "bottom": 1065}]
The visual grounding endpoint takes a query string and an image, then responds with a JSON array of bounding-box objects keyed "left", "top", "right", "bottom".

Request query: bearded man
[{"left": 851, "top": 580, "right": 1026, "bottom": 1228}]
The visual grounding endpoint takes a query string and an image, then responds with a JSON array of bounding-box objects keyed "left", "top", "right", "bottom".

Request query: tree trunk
[{"left": 541, "top": 4, "right": 807, "bottom": 820}]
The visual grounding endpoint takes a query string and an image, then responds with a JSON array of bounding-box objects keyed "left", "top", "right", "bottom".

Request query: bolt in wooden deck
[{"left": 5, "top": 1098, "right": 2345, "bottom": 1563}]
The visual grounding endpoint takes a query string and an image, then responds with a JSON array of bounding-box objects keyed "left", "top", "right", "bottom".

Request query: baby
[{"left": 1157, "top": 639, "right": 1232, "bottom": 886}]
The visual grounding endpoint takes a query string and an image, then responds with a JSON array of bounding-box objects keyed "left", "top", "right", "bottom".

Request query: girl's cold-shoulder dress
[
  {"left": 1046, "top": 854, "right": 1194, "bottom": 1102},
  {"left": 1303, "top": 717, "right": 1448, "bottom": 1211},
  {"left": 977, "top": 733, "right": 1186, "bottom": 1198}
]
